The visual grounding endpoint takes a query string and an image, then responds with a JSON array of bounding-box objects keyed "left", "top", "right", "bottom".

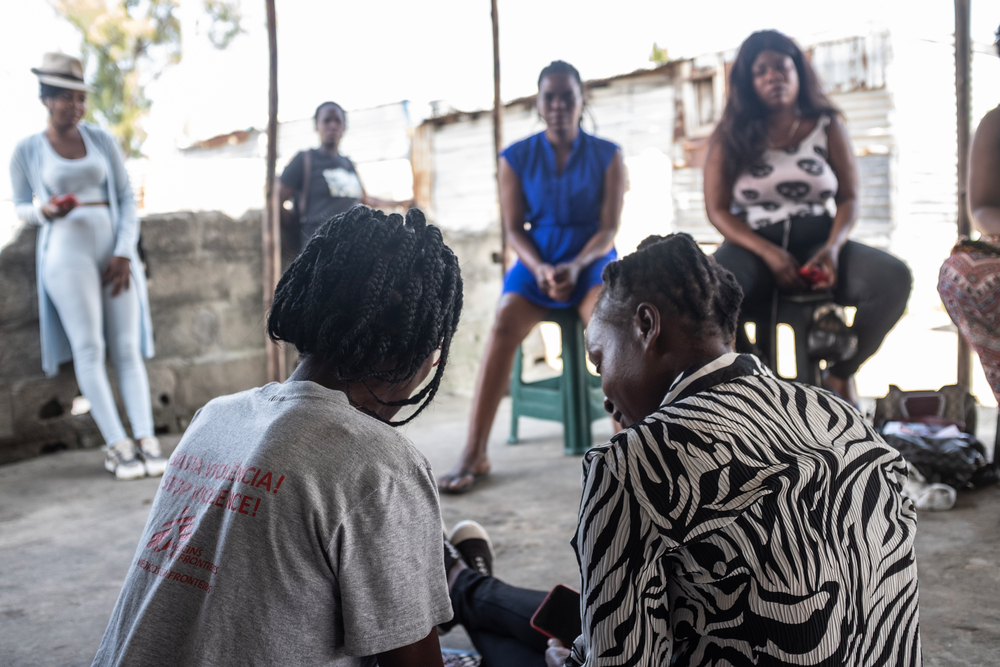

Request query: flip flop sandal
[{"left": 438, "top": 471, "right": 488, "bottom": 495}]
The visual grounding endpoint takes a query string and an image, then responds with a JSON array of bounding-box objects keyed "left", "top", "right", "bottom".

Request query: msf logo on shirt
[{"left": 146, "top": 506, "right": 195, "bottom": 554}]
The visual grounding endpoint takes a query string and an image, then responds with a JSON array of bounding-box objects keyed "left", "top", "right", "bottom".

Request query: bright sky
[{"left": 2, "top": 0, "right": 1000, "bottom": 168}]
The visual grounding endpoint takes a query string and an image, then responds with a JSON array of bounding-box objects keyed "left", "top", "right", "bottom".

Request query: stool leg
[
  {"left": 792, "top": 311, "right": 815, "bottom": 385},
  {"left": 994, "top": 411, "right": 999, "bottom": 459},
  {"left": 561, "top": 316, "right": 591, "bottom": 456},
  {"left": 776, "top": 300, "right": 824, "bottom": 386},
  {"left": 754, "top": 320, "right": 776, "bottom": 374},
  {"left": 508, "top": 346, "right": 523, "bottom": 444}
]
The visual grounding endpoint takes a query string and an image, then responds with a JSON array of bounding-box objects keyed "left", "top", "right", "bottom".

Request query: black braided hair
[
  {"left": 267, "top": 205, "right": 463, "bottom": 425},
  {"left": 599, "top": 233, "right": 743, "bottom": 343},
  {"left": 314, "top": 101, "right": 346, "bottom": 123}
]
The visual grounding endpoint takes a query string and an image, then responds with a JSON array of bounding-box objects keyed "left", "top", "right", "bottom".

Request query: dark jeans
[
  {"left": 713, "top": 215, "right": 912, "bottom": 378},
  {"left": 449, "top": 568, "right": 549, "bottom": 667}
]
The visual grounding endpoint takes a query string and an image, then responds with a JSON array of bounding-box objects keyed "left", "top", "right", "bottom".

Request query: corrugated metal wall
[
  {"left": 428, "top": 106, "right": 539, "bottom": 233},
  {"left": 831, "top": 87, "right": 895, "bottom": 248},
  {"left": 274, "top": 102, "right": 411, "bottom": 166}
]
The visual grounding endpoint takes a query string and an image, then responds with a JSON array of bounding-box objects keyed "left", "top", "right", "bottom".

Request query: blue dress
[{"left": 501, "top": 130, "right": 619, "bottom": 308}]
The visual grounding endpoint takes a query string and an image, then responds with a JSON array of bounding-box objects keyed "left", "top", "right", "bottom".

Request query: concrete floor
[{"left": 0, "top": 393, "right": 997, "bottom": 666}]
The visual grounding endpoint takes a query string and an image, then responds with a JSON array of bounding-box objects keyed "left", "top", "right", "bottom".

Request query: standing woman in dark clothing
[
  {"left": 276, "top": 101, "right": 412, "bottom": 257},
  {"left": 704, "top": 29, "right": 911, "bottom": 406},
  {"left": 438, "top": 61, "right": 626, "bottom": 493}
]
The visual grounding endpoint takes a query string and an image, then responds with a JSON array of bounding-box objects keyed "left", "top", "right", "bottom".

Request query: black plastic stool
[{"left": 748, "top": 291, "right": 835, "bottom": 386}]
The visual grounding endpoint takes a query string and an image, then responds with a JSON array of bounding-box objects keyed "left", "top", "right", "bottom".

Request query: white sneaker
[
  {"left": 105, "top": 439, "right": 145, "bottom": 481},
  {"left": 136, "top": 436, "right": 167, "bottom": 477},
  {"left": 448, "top": 520, "right": 495, "bottom": 577}
]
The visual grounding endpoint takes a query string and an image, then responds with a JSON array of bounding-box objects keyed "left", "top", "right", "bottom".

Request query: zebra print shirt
[{"left": 569, "top": 353, "right": 921, "bottom": 666}]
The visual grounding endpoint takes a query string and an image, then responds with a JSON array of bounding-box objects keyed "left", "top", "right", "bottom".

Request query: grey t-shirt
[{"left": 93, "top": 381, "right": 451, "bottom": 667}]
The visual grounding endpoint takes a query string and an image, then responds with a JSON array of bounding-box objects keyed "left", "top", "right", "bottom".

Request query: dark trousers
[
  {"left": 713, "top": 216, "right": 912, "bottom": 378},
  {"left": 449, "top": 568, "right": 549, "bottom": 667}
]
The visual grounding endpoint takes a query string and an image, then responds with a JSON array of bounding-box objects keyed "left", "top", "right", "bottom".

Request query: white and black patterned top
[
  {"left": 568, "top": 353, "right": 921, "bottom": 666},
  {"left": 731, "top": 116, "right": 839, "bottom": 230}
]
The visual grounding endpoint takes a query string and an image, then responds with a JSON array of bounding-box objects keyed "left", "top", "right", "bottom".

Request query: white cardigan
[{"left": 9, "top": 123, "right": 154, "bottom": 377}]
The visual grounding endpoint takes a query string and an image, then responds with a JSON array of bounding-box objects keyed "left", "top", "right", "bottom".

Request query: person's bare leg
[
  {"left": 439, "top": 294, "right": 548, "bottom": 492},
  {"left": 576, "top": 285, "right": 624, "bottom": 433},
  {"left": 575, "top": 284, "right": 602, "bottom": 325}
]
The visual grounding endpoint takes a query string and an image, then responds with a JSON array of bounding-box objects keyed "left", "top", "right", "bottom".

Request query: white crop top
[
  {"left": 40, "top": 132, "right": 108, "bottom": 204},
  {"left": 731, "top": 115, "right": 839, "bottom": 230}
]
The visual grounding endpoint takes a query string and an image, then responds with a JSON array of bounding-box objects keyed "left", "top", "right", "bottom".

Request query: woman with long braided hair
[
  {"left": 95, "top": 206, "right": 463, "bottom": 667},
  {"left": 439, "top": 60, "right": 626, "bottom": 493}
]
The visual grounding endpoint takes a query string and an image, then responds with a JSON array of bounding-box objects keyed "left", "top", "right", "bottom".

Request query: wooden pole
[
  {"left": 955, "top": 0, "right": 973, "bottom": 388},
  {"left": 263, "top": 0, "right": 285, "bottom": 383},
  {"left": 491, "top": 0, "right": 506, "bottom": 278}
]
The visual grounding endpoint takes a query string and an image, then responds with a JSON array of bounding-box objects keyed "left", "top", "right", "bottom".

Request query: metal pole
[
  {"left": 491, "top": 0, "right": 506, "bottom": 278},
  {"left": 263, "top": 0, "right": 285, "bottom": 383},
  {"left": 955, "top": 0, "right": 973, "bottom": 388}
]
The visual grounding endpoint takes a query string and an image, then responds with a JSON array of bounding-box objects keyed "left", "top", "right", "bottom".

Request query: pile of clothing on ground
[{"left": 874, "top": 385, "right": 999, "bottom": 510}]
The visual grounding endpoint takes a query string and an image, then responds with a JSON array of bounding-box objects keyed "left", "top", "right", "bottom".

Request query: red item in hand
[
  {"left": 52, "top": 193, "right": 79, "bottom": 210},
  {"left": 798, "top": 265, "right": 829, "bottom": 284}
]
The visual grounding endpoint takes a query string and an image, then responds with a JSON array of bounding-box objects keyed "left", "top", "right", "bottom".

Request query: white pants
[{"left": 42, "top": 206, "right": 153, "bottom": 445}]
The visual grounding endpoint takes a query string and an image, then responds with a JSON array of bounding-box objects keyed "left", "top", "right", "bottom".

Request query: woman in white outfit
[{"left": 10, "top": 53, "right": 162, "bottom": 480}]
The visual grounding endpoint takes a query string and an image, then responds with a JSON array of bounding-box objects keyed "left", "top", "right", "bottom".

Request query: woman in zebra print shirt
[
  {"left": 565, "top": 233, "right": 920, "bottom": 666},
  {"left": 446, "top": 233, "right": 921, "bottom": 667}
]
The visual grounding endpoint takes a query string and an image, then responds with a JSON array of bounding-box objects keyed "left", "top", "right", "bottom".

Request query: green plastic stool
[{"left": 508, "top": 309, "right": 606, "bottom": 455}]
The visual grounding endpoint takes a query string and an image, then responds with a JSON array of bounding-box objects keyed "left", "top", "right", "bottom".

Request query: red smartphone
[
  {"left": 798, "top": 265, "right": 828, "bottom": 285},
  {"left": 529, "top": 584, "right": 582, "bottom": 647},
  {"left": 52, "top": 193, "right": 79, "bottom": 211}
]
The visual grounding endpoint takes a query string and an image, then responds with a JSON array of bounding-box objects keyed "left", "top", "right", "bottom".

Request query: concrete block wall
[
  {"left": 0, "top": 211, "right": 268, "bottom": 465},
  {"left": 142, "top": 211, "right": 268, "bottom": 434},
  {"left": 436, "top": 227, "right": 503, "bottom": 399},
  {"left": 0, "top": 210, "right": 500, "bottom": 465}
]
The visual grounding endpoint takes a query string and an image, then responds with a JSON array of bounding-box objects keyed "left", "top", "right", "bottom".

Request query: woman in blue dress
[{"left": 439, "top": 61, "right": 625, "bottom": 493}]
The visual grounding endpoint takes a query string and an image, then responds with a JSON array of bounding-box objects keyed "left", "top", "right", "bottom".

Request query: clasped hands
[{"left": 534, "top": 262, "right": 581, "bottom": 303}]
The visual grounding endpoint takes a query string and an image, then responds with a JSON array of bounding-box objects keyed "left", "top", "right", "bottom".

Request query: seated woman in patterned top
[
  {"left": 443, "top": 234, "right": 921, "bottom": 667},
  {"left": 938, "top": 23, "right": 1000, "bottom": 404},
  {"left": 704, "top": 30, "right": 912, "bottom": 406}
]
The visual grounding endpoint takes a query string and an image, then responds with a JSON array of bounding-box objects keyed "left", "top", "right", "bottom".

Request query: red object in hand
[
  {"left": 52, "top": 193, "right": 79, "bottom": 210},
  {"left": 798, "top": 265, "right": 829, "bottom": 284}
]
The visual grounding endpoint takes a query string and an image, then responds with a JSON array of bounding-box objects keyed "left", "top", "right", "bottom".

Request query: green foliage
[
  {"left": 50, "top": 0, "right": 243, "bottom": 158},
  {"left": 649, "top": 42, "right": 669, "bottom": 66},
  {"left": 203, "top": 0, "right": 244, "bottom": 49}
]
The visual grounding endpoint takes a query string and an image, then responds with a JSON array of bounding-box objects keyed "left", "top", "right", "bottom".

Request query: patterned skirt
[{"left": 938, "top": 235, "right": 1000, "bottom": 402}]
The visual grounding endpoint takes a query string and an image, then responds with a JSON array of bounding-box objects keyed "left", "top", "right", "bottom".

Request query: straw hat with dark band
[{"left": 31, "top": 53, "right": 93, "bottom": 92}]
